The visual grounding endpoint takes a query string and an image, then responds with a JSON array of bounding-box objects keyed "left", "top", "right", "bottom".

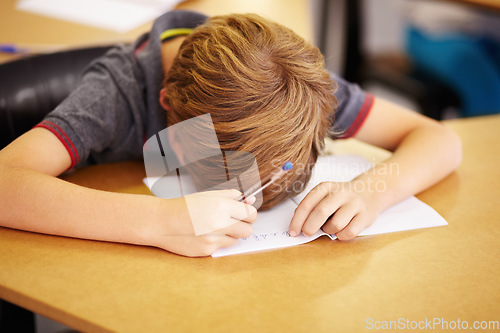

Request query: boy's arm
[
  {"left": 289, "top": 97, "right": 462, "bottom": 240},
  {"left": 0, "top": 128, "right": 256, "bottom": 257}
]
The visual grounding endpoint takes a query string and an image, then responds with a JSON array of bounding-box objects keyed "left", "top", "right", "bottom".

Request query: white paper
[
  {"left": 17, "top": 0, "right": 184, "bottom": 33},
  {"left": 143, "top": 155, "right": 448, "bottom": 257}
]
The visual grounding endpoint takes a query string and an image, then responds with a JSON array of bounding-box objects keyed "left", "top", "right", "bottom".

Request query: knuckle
[
  {"left": 318, "top": 182, "right": 331, "bottom": 190},
  {"left": 351, "top": 196, "right": 363, "bottom": 208},
  {"left": 329, "top": 218, "right": 346, "bottom": 232},
  {"left": 302, "top": 226, "right": 316, "bottom": 237},
  {"left": 338, "top": 229, "right": 357, "bottom": 240},
  {"left": 202, "top": 236, "right": 216, "bottom": 246},
  {"left": 295, "top": 203, "right": 311, "bottom": 214},
  {"left": 317, "top": 204, "right": 331, "bottom": 217},
  {"left": 200, "top": 241, "right": 217, "bottom": 255},
  {"left": 323, "top": 181, "right": 339, "bottom": 192},
  {"left": 322, "top": 223, "right": 337, "bottom": 234}
]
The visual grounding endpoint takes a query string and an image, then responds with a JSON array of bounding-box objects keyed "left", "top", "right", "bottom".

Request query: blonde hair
[{"left": 163, "top": 13, "right": 337, "bottom": 210}]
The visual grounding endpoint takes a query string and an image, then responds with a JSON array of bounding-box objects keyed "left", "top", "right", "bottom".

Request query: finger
[
  {"left": 204, "top": 189, "right": 257, "bottom": 222},
  {"left": 218, "top": 236, "right": 239, "bottom": 249},
  {"left": 322, "top": 202, "right": 359, "bottom": 235},
  {"left": 198, "top": 190, "right": 257, "bottom": 223},
  {"left": 301, "top": 196, "right": 343, "bottom": 236},
  {"left": 336, "top": 213, "right": 367, "bottom": 241},
  {"left": 202, "top": 234, "right": 239, "bottom": 255},
  {"left": 241, "top": 195, "right": 258, "bottom": 222},
  {"left": 221, "top": 220, "right": 253, "bottom": 239},
  {"left": 289, "top": 182, "right": 335, "bottom": 236},
  {"left": 227, "top": 200, "right": 258, "bottom": 223},
  {"left": 241, "top": 207, "right": 258, "bottom": 223},
  {"left": 243, "top": 195, "right": 256, "bottom": 205}
]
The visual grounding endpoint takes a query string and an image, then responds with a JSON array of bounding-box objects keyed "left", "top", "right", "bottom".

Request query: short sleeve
[
  {"left": 330, "top": 73, "right": 374, "bottom": 139},
  {"left": 35, "top": 45, "right": 147, "bottom": 169},
  {"left": 34, "top": 10, "right": 209, "bottom": 169}
]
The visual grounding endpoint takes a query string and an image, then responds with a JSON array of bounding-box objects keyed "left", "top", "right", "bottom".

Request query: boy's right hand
[{"left": 151, "top": 189, "right": 257, "bottom": 257}]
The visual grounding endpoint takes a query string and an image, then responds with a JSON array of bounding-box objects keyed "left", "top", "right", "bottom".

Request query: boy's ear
[{"left": 159, "top": 88, "right": 171, "bottom": 111}]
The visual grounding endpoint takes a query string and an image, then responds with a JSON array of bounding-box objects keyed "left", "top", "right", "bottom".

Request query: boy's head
[{"left": 162, "top": 13, "right": 336, "bottom": 210}]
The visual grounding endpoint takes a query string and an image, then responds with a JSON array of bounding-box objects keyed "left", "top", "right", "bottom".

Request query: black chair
[
  {"left": 0, "top": 46, "right": 115, "bottom": 149},
  {"left": 0, "top": 45, "right": 114, "bottom": 332}
]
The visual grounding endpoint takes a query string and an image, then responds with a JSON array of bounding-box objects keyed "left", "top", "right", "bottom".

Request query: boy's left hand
[{"left": 288, "top": 181, "right": 381, "bottom": 240}]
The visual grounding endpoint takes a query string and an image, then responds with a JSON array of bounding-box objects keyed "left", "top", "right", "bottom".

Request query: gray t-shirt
[{"left": 36, "top": 10, "right": 373, "bottom": 169}]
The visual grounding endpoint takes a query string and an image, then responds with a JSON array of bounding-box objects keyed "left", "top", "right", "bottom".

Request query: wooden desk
[
  {"left": 1, "top": 115, "right": 499, "bottom": 332},
  {"left": 0, "top": 0, "right": 313, "bottom": 64},
  {"left": 0, "top": 0, "right": 151, "bottom": 65}
]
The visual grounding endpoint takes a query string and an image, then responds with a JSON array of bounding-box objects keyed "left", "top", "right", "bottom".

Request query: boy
[{"left": 0, "top": 10, "right": 461, "bottom": 257}]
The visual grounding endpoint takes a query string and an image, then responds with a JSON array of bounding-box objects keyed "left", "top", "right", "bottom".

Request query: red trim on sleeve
[
  {"left": 340, "top": 93, "right": 375, "bottom": 139},
  {"left": 34, "top": 121, "right": 79, "bottom": 169},
  {"left": 43, "top": 121, "right": 79, "bottom": 165}
]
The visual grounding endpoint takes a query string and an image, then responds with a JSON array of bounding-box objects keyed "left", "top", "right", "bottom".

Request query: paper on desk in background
[
  {"left": 143, "top": 155, "right": 448, "bottom": 257},
  {"left": 17, "top": 0, "right": 184, "bottom": 33}
]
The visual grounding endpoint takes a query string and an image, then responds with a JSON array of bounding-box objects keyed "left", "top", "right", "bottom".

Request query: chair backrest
[{"left": 0, "top": 46, "right": 114, "bottom": 149}]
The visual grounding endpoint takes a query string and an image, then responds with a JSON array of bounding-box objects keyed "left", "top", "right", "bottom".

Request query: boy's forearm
[
  {"left": 354, "top": 124, "right": 462, "bottom": 212},
  {"left": 0, "top": 165, "right": 163, "bottom": 247}
]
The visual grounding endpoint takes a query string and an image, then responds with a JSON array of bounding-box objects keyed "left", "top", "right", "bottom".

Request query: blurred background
[{"left": 313, "top": 0, "right": 500, "bottom": 120}]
